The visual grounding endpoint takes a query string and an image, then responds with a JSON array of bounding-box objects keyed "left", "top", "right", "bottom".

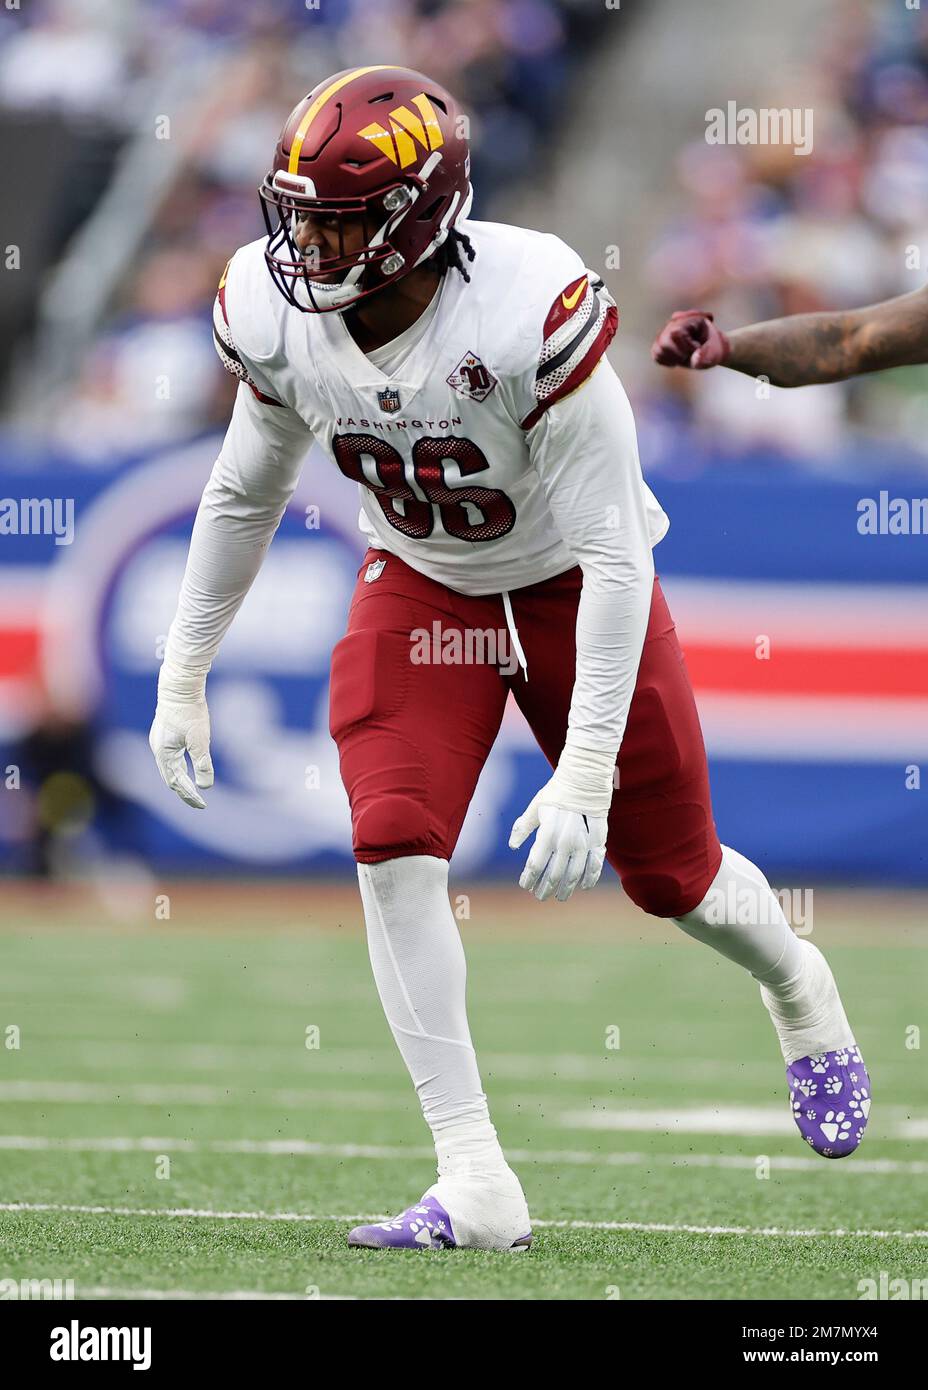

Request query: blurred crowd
[
  {"left": 0, "top": 0, "right": 600, "bottom": 461},
  {"left": 644, "top": 0, "right": 928, "bottom": 460},
  {"left": 2, "top": 0, "right": 928, "bottom": 463}
]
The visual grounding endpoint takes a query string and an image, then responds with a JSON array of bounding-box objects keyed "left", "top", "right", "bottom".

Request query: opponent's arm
[
  {"left": 652, "top": 285, "right": 928, "bottom": 387},
  {"left": 150, "top": 383, "right": 313, "bottom": 807},
  {"left": 512, "top": 359, "right": 654, "bottom": 899}
]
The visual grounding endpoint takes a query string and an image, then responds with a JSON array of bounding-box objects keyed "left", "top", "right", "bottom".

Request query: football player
[
  {"left": 150, "top": 66, "right": 870, "bottom": 1252},
  {"left": 651, "top": 290, "right": 928, "bottom": 381}
]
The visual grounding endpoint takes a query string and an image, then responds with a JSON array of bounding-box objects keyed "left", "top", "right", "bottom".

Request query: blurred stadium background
[
  {"left": 0, "top": 0, "right": 927, "bottom": 1302},
  {"left": 1, "top": 0, "right": 926, "bottom": 891}
]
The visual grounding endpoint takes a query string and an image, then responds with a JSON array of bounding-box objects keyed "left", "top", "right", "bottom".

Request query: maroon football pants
[{"left": 329, "top": 549, "right": 722, "bottom": 917}]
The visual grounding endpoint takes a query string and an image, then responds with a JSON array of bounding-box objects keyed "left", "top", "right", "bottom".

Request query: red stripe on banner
[
  {"left": 684, "top": 641, "right": 928, "bottom": 699},
  {"left": 0, "top": 625, "right": 40, "bottom": 679}
]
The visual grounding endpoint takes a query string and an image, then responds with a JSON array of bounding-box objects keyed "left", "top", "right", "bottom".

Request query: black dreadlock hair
[{"left": 431, "top": 227, "right": 475, "bottom": 283}]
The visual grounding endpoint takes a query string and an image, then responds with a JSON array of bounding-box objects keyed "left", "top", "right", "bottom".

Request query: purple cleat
[
  {"left": 787, "top": 1046, "right": 871, "bottom": 1158},
  {"left": 348, "top": 1195, "right": 459, "bottom": 1250},
  {"left": 347, "top": 1191, "right": 533, "bottom": 1251}
]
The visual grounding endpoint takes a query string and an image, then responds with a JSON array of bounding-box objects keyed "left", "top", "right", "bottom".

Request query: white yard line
[
  {"left": 896, "top": 1120, "right": 928, "bottom": 1139},
  {"left": 564, "top": 1105, "right": 796, "bottom": 1135},
  {"left": 560, "top": 1104, "right": 896, "bottom": 1137},
  {"left": 0, "top": 1134, "right": 924, "bottom": 1175},
  {"left": 0, "top": 1202, "right": 384, "bottom": 1222},
  {"left": 0, "top": 1086, "right": 917, "bottom": 1142},
  {"left": 533, "top": 1218, "right": 928, "bottom": 1239},
  {"left": 3, "top": 1202, "right": 926, "bottom": 1242}
]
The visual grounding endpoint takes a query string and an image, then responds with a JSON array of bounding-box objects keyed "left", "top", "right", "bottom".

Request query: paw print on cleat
[
  {"left": 347, "top": 1194, "right": 458, "bottom": 1250},
  {"left": 347, "top": 1191, "right": 533, "bottom": 1252},
  {"left": 850, "top": 1088, "right": 871, "bottom": 1119},
  {"left": 786, "top": 1047, "right": 871, "bottom": 1158},
  {"left": 820, "top": 1110, "right": 852, "bottom": 1145}
]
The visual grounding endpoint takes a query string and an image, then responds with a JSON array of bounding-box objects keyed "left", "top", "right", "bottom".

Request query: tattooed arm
[{"left": 651, "top": 286, "right": 928, "bottom": 386}]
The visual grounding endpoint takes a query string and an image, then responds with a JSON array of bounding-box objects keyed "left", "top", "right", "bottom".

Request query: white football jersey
[{"left": 213, "top": 218, "right": 668, "bottom": 596}]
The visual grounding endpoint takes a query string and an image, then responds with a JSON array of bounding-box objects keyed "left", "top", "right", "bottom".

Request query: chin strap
[
  {"left": 413, "top": 182, "right": 473, "bottom": 268},
  {"left": 293, "top": 160, "right": 471, "bottom": 313}
]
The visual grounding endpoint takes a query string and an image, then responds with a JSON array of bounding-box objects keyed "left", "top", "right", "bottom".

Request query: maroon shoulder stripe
[{"left": 521, "top": 302, "right": 618, "bottom": 430}]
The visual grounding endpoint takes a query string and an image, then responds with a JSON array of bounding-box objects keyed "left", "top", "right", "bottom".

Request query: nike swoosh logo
[{"left": 561, "top": 278, "right": 587, "bottom": 311}]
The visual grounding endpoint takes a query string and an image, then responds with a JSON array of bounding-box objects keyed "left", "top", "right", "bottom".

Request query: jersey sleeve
[
  {"left": 163, "top": 381, "right": 313, "bottom": 671},
  {"left": 212, "top": 259, "right": 286, "bottom": 408},
  {"left": 520, "top": 269, "right": 618, "bottom": 430},
  {"left": 526, "top": 357, "right": 653, "bottom": 759}
]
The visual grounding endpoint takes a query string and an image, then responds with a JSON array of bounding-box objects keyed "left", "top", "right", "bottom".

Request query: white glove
[
  {"left": 509, "top": 743, "right": 614, "bottom": 901},
  {"left": 149, "top": 662, "right": 214, "bottom": 810}
]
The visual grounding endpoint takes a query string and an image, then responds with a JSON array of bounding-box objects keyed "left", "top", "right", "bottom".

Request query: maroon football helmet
[{"left": 259, "top": 65, "right": 473, "bottom": 313}]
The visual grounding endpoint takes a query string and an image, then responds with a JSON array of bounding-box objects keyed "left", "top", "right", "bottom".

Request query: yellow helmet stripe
[{"left": 288, "top": 65, "right": 397, "bottom": 174}]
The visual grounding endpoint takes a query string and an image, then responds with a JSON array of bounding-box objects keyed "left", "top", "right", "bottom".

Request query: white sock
[
  {"left": 673, "top": 844, "right": 804, "bottom": 988},
  {"left": 357, "top": 855, "right": 509, "bottom": 1178},
  {"left": 673, "top": 845, "right": 855, "bottom": 1063},
  {"left": 758, "top": 940, "right": 855, "bottom": 1064}
]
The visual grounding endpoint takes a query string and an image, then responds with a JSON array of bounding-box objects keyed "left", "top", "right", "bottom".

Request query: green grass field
[{"left": 1, "top": 881, "right": 925, "bottom": 1301}]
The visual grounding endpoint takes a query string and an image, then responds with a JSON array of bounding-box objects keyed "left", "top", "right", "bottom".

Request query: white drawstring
[{"left": 502, "top": 590, "right": 528, "bottom": 682}]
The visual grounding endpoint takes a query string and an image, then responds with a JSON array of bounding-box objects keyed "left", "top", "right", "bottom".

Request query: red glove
[{"left": 651, "top": 309, "right": 730, "bottom": 369}]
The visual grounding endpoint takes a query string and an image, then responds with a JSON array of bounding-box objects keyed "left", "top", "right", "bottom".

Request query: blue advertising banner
[{"left": 1, "top": 429, "right": 926, "bottom": 882}]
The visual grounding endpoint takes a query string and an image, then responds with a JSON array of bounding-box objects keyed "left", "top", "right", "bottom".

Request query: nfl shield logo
[
  {"left": 377, "top": 387, "right": 402, "bottom": 414},
  {"left": 364, "top": 559, "right": 386, "bottom": 583}
]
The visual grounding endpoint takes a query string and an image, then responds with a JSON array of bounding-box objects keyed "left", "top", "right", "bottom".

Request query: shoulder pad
[
  {"left": 522, "top": 271, "right": 618, "bottom": 429},
  {"left": 212, "top": 253, "right": 285, "bottom": 408}
]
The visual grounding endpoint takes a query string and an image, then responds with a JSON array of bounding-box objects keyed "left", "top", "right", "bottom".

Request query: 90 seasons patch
[{"left": 447, "top": 351, "right": 497, "bottom": 403}]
